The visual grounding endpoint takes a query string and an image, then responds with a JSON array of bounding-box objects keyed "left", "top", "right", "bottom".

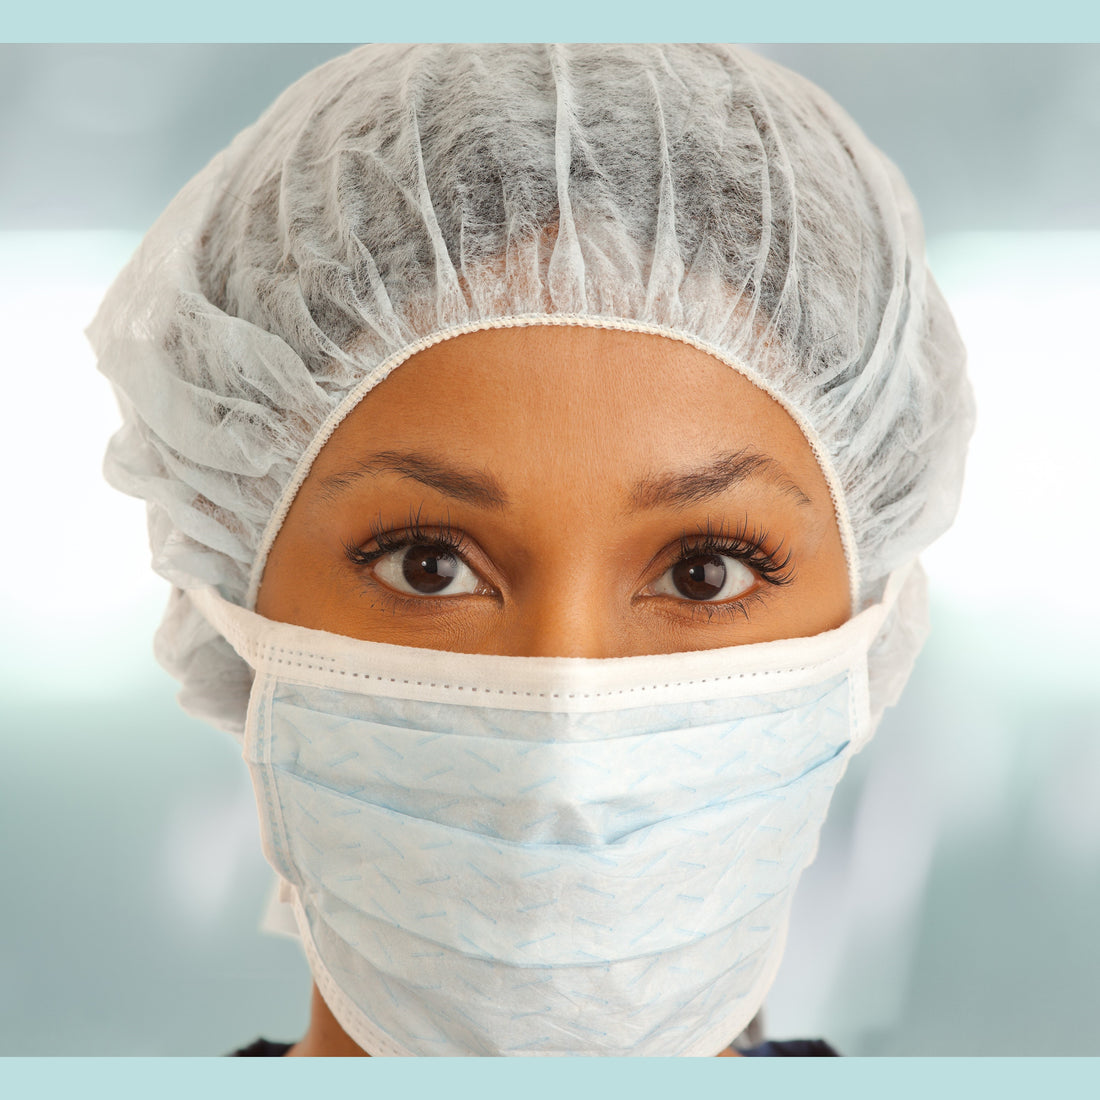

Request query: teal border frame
[
  {"left": 2, "top": 1055, "right": 1100, "bottom": 1096},
  {"left": 2, "top": 1, "right": 1097, "bottom": 1094},
  {"left": 2, "top": 0, "right": 1099, "bottom": 42}
]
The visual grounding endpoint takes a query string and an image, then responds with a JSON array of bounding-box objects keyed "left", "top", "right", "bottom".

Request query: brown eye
[
  {"left": 654, "top": 552, "right": 755, "bottom": 603},
  {"left": 373, "top": 543, "right": 480, "bottom": 597}
]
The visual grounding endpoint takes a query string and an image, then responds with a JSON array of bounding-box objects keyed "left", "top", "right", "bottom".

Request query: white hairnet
[{"left": 89, "top": 44, "right": 973, "bottom": 735}]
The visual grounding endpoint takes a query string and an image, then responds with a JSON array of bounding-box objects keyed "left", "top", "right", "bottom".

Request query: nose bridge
[
  {"left": 503, "top": 556, "right": 628, "bottom": 659},
  {"left": 511, "top": 609, "right": 617, "bottom": 660}
]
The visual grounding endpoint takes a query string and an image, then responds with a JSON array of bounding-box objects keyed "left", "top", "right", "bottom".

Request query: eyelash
[{"left": 342, "top": 510, "right": 795, "bottom": 623}]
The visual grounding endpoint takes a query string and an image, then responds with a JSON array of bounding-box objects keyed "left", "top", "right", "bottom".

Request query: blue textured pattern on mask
[
  {"left": 269, "top": 675, "right": 851, "bottom": 847},
  {"left": 246, "top": 669, "right": 855, "bottom": 1054}
]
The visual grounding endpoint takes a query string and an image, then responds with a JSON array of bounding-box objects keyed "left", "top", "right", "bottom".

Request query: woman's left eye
[
  {"left": 372, "top": 542, "right": 482, "bottom": 598},
  {"left": 651, "top": 551, "right": 756, "bottom": 603}
]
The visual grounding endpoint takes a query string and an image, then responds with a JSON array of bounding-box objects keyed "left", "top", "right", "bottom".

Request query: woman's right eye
[
  {"left": 652, "top": 551, "right": 757, "bottom": 603},
  {"left": 372, "top": 542, "right": 483, "bottom": 598}
]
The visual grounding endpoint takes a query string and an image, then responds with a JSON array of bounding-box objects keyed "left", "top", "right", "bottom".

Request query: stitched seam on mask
[
  {"left": 253, "top": 645, "right": 858, "bottom": 698},
  {"left": 249, "top": 675, "right": 297, "bottom": 887},
  {"left": 848, "top": 650, "right": 872, "bottom": 750}
]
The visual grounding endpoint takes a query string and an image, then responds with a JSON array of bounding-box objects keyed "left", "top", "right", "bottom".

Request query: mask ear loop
[
  {"left": 877, "top": 560, "right": 917, "bottom": 611},
  {"left": 243, "top": 314, "right": 863, "bottom": 617},
  {"left": 846, "top": 558, "right": 918, "bottom": 753}
]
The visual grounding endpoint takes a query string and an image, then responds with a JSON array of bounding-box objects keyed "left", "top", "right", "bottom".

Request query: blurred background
[{"left": 0, "top": 44, "right": 1097, "bottom": 1056}]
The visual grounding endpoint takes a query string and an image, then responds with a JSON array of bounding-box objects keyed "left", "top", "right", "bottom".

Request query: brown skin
[{"left": 257, "top": 324, "right": 850, "bottom": 1057}]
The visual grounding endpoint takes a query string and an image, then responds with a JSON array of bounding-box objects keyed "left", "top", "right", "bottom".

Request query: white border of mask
[{"left": 194, "top": 562, "right": 909, "bottom": 725}]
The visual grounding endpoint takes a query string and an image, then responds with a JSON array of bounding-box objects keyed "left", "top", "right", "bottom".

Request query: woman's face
[{"left": 257, "top": 325, "right": 849, "bottom": 656}]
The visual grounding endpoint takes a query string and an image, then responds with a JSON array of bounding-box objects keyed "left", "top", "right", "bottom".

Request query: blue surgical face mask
[{"left": 193, "top": 567, "right": 907, "bottom": 1057}]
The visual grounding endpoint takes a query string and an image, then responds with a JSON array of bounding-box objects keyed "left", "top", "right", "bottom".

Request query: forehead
[{"left": 316, "top": 324, "right": 822, "bottom": 487}]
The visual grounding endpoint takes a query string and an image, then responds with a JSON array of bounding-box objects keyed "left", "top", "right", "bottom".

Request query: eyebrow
[{"left": 316, "top": 447, "right": 812, "bottom": 512}]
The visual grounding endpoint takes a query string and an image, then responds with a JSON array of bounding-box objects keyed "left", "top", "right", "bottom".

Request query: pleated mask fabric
[{"left": 191, "top": 564, "right": 910, "bottom": 1056}]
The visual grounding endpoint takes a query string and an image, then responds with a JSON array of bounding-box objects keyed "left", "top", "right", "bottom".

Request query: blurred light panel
[
  {"left": 0, "top": 230, "right": 164, "bottom": 701},
  {"left": 923, "top": 230, "right": 1100, "bottom": 682}
]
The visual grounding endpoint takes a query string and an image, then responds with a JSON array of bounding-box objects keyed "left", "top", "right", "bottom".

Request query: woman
[{"left": 89, "top": 43, "right": 974, "bottom": 1056}]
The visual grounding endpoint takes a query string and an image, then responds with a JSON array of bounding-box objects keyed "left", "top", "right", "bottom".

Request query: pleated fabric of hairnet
[{"left": 88, "top": 44, "right": 974, "bottom": 735}]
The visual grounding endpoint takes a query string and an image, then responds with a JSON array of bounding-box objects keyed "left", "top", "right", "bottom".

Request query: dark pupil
[
  {"left": 672, "top": 554, "right": 727, "bottom": 601},
  {"left": 402, "top": 544, "right": 460, "bottom": 594}
]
